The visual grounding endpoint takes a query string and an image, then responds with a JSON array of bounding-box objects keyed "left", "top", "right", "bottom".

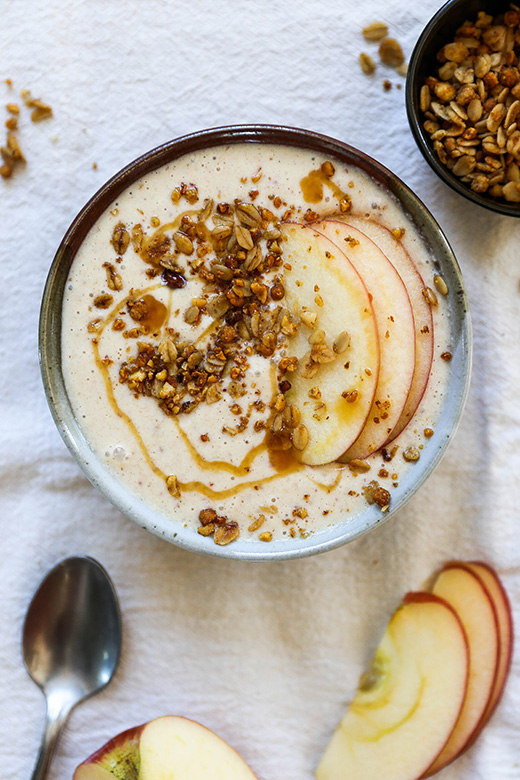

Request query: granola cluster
[
  {"left": 1, "top": 84, "right": 53, "bottom": 179},
  {"left": 419, "top": 5, "right": 520, "bottom": 202},
  {"left": 115, "top": 192, "right": 303, "bottom": 438}
]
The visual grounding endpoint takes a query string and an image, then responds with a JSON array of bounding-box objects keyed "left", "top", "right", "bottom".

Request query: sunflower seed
[
  {"left": 234, "top": 224, "right": 254, "bottom": 250},
  {"left": 291, "top": 425, "right": 309, "bottom": 451}
]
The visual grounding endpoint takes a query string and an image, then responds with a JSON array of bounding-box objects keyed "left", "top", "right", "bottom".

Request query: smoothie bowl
[{"left": 39, "top": 125, "right": 471, "bottom": 560}]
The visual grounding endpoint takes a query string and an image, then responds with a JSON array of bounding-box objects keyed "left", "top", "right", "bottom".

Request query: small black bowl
[{"left": 406, "top": 0, "right": 520, "bottom": 217}]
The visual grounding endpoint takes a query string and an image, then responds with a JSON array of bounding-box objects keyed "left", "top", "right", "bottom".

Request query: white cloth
[{"left": 1, "top": 1, "right": 519, "bottom": 778}]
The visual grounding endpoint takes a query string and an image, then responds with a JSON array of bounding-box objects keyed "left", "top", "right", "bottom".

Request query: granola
[{"left": 419, "top": 4, "right": 520, "bottom": 203}]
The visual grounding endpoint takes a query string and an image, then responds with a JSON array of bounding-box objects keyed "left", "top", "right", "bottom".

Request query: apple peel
[{"left": 424, "top": 563, "right": 500, "bottom": 776}]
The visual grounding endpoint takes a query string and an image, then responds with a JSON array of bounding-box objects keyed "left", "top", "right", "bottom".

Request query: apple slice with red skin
[
  {"left": 342, "top": 216, "right": 434, "bottom": 444},
  {"left": 423, "top": 563, "right": 500, "bottom": 777},
  {"left": 455, "top": 561, "right": 513, "bottom": 749},
  {"left": 280, "top": 223, "right": 379, "bottom": 465},
  {"left": 311, "top": 220, "right": 416, "bottom": 460},
  {"left": 73, "top": 715, "right": 258, "bottom": 780},
  {"left": 316, "top": 592, "right": 469, "bottom": 780}
]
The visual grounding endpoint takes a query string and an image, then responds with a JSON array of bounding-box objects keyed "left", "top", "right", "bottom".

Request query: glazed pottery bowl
[
  {"left": 406, "top": 0, "right": 520, "bottom": 216},
  {"left": 39, "top": 124, "right": 472, "bottom": 560}
]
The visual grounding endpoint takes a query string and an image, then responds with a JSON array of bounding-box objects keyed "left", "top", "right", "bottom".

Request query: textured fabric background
[{"left": 1, "top": 1, "right": 519, "bottom": 778}]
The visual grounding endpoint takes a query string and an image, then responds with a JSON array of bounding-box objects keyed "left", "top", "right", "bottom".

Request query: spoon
[{"left": 22, "top": 556, "right": 122, "bottom": 780}]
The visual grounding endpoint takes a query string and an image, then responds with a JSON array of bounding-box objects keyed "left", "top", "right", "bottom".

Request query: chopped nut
[
  {"left": 300, "top": 310, "right": 317, "bottom": 328},
  {"left": 300, "top": 353, "right": 319, "bottom": 379},
  {"left": 166, "top": 475, "right": 180, "bottom": 497},
  {"left": 93, "top": 293, "right": 113, "bottom": 309},
  {"left": 372, "top": 486, "right": 391, "bottom": 507},
  {"left": 198, "top": 524, "right": 215, "bottom": 537},
  {"left": 310, "top": 343, "right": 336, "bottom": 363},
  {"left": 199, "top": 507, "right": 218, "bottom": 525},
  {"left": 214, "top": 521, "right": 240, "bottom": 545},
  {"left": 403, "top": 446, "right": 420, "bottom": 462}
]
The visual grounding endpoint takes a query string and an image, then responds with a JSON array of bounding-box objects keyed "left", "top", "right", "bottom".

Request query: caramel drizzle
[
  {"left": 173, "top": 420, "right": 268, "bottom": 476},
  {"left": 300, "top": 167, "right": 351, "bottom": 204}
]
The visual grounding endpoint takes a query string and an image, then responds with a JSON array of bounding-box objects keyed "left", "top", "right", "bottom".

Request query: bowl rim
[
  {"left": 39, "top": 123, "right": 473, "bottom": 561},
  {"left": 406, "top": 0, "right": 520, "bottom": 218}
]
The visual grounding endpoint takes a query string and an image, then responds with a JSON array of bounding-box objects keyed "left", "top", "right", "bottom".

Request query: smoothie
[{"left": 61, "top": 142, "right": 452, "bottom": 547}]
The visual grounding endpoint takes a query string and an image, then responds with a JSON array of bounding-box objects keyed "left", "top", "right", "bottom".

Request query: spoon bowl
[{"left": 23, "top": 556, "right": 121, "bottom": 780}]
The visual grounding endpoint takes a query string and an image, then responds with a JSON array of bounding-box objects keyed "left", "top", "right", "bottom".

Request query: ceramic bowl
[
  {"left": 39, "top": 124, "right": 472, "bottom": 560},
  {"left": 406, "top": 0, "right": 520, "bottom": 217}
]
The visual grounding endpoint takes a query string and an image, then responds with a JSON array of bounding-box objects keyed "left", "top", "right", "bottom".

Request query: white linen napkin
[{"left": 1, "top": 1, "right": 518, "bottom": 779}]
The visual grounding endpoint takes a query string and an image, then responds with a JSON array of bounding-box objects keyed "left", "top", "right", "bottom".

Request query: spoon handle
[{"left": 30, "top": 695, "right": 73, "bottom": 780}]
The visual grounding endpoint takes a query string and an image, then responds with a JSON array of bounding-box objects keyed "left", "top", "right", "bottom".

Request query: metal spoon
[{"left": 22, "top": 556, "right": 122, "bottom": 780}]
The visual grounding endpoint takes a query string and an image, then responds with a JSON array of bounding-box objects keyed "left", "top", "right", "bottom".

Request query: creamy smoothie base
[{"left": 61, "top": 142, "right": 451, "bottom": 547}]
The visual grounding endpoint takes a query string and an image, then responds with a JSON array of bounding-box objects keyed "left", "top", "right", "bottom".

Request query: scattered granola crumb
[
  {"left": 359, "top": 52, "right": 376, "bottom": 75},
  {"left": 362, "top": 21, "right": 388, "bottom": 42},
  {"left": 379, "top": 38, "right": 405, "bottom": 67},
  {"left": 2, "top": 85, "right": 53, "bottom": 180},
  {"left": 166, "top": 475, "right": 180, "bottom": 497}
]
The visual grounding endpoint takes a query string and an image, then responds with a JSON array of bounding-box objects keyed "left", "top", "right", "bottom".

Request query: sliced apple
[
  {"left": 74, "top": 715, "right": 258, "bottom": 780},
  {"left": 316, "top": 592, "right": 468, "bottom": 780},
  {"left": 460, "top": 561, "right": 513, "bottom": 741},
  {"left": 343, "top": 216, "right": 434, "bottom": 443},
  {"left": 280, "top": 223, "right": 379, "bottom": 465},
  {"left": 424, "top": 563, "right": 500, "bottom": 776},
  {"left": 311, "top": 220, "right": 416, "bottom": 460}
]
